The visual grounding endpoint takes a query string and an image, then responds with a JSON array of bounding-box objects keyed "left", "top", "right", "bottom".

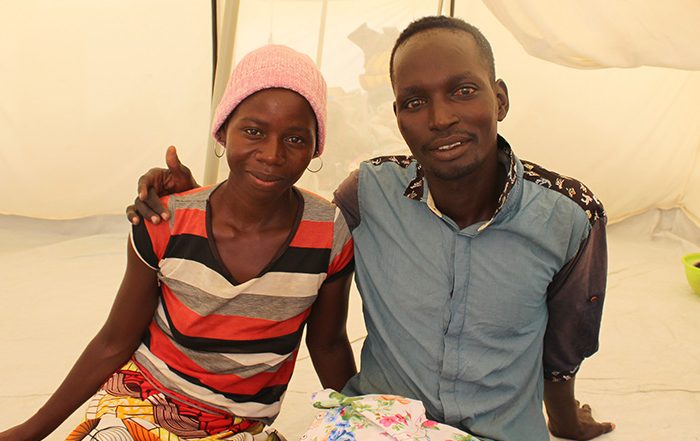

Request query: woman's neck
[{"left": 210, "top": 180, "right": 299, "bottom": 233}]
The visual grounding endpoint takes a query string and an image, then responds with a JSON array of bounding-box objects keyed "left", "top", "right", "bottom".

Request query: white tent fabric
[
  {"left": 0, "top": 1, "right": 211, "bottom": 218},
  {"left": 483, "top": 0, "right": 700, "bottom": 70},
  {"left": 2, "top": 209, "right": 700, "bottom": 440},
  {"left": 2, "top": 1, "right": 700, "bottom": 440},
  {"left": 2, "top": 0, "right": 700, "bottom": 224}
]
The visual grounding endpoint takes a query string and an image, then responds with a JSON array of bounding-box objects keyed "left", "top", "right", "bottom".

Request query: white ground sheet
[{"left": 1, "top": 208, "right": 699, "bottom": 440}]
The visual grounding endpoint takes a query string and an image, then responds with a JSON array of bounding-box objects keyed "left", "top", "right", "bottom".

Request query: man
[{"left": 129, "top": 16, "right": 613, "bottom": 441}]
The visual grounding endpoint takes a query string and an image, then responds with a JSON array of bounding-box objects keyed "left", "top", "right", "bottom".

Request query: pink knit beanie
[{"left": 211, "top": 44, "right": 327, "bottom": 157}]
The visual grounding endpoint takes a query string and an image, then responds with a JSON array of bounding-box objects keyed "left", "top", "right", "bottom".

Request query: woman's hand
[{"left": 0, "top": 422, "right": 42, "bottom": 441}]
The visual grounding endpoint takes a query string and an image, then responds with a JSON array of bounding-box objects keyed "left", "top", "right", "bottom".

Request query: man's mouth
[
  {"left": 436, "top": 141, "right": 463, "bottom": 151},
  {"left": 429, "top": 135, "right": 473, "bottom": 152}
]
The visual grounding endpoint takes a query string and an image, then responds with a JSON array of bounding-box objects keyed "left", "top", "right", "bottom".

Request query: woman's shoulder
[
  {"left": 296, "top": 187, "right": 344, "bottom": 224},
  {"left": 164, "top": 185, "right": 217, "bottom": 214},
  {"left": 297, "top": 187, "right": 332, "bottom": 207}
]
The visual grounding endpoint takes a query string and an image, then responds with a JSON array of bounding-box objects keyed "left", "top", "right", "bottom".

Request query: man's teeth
[{"left": 437, "top": 142, "right": 461, "bottom": 151}]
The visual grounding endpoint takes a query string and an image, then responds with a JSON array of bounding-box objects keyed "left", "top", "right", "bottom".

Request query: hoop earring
[
  {"left": 307, "top": 156, "right": 323, "bottom": 173},
  {"left": 214, "top": 143, "right": 225, "bottom": 158}
]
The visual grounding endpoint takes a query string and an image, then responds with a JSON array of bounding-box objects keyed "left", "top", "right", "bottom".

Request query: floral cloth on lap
[{"left": 301, "top": 390, "right": 479, "bottom": 441}]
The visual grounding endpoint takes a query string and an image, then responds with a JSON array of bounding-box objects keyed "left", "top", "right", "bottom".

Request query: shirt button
[{"left": 589, "top": 295, "right": 599, "bottom": 303}]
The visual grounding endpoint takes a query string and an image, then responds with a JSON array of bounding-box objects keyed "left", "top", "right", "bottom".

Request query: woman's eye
[
  {"left": 454, "top": 86, "right": 476, "bottom": 96},
  {"left": 243, "top": 128, "right": 262, "bottom": 137},
  {"left": 405, "top": 98, "right": 426, "bottom": 110}
]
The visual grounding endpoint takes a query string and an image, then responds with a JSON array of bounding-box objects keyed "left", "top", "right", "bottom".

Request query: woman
[{"left": 0, "top": 44, "right": 355, "bottom": 441}]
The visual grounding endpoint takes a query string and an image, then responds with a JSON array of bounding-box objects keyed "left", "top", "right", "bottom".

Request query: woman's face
[{"left": 223, "top": 88, "right": 317, "bottom": 196}]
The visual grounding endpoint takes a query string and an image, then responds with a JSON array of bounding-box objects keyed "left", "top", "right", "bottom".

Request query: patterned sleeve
[
  {"left": 332, "top": 169, "right": 361, "bottom": 231},
  {"left": 324, "top": 206, "right": 355, "bottom": 283},
  {"left": 129, "top": 196, "right": 172, "bottom": 271},
  {"left": 543, "top": 215, "right": 608, "bottom": 381}
]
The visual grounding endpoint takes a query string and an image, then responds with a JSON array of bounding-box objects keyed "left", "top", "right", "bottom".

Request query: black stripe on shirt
[
  {"left": 164, "top": 235, "right": 332, "bottom": 277},
  {"left": 141, "top": 328, "right": 288, "bottom": 408},
  {"left": 272, "top": 247, "right": 331, "bottom": 274},
  {"left": 132, "top": 221, "right": 159, "bottom": 268},
  {"left": 167, "top": 365, "right": 289, "bottom": 405},
  {"left": 160, "top": 304, "right": 306, "bottom": 355},
  {"left": 164, "top": 234, "right": 222, "bottom": 274}
]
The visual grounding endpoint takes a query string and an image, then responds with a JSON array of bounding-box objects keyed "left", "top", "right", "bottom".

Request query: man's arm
[
  {"left": 332, "top": 169, "right": 361, "bottom": 231},
  {"left": 126, "top": 146, "right": 199, "bottom": 225},
  {"left": 305, "top": 270, "right": 357, "bottom": 391},
  {"left": 544, "top": 215, "right": 613, "bottom": 439},
  {"left": 544, "top": 378, "right": 614, "bottom": 440}
]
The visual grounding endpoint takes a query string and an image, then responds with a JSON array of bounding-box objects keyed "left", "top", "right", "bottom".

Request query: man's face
[{"left": 392, "top": 29, "right": 508, "bottom": 183}]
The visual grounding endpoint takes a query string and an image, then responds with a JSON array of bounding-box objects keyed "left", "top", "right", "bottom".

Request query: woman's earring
[
  {"left": 214, "top": 143, "right": 225, "bottom": 158},
  {"left": 307, "top": 156, "right": 323, "bottom": 173}
]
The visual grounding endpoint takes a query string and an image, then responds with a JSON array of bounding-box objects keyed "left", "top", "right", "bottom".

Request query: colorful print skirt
[
  {"left": 300, "top": 390, "right": 479, "bottom": 441},
  {"left": 65, "top": 360, "right": 281, "bottom": 441}
]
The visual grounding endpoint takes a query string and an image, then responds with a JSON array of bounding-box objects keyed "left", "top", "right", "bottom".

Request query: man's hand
[
  {"left": 126, "top": 146, "right": 198, "bottom": 225},
  {"left": 544, "top": 377, "right": 614, "bottom": 440},
  {"left": 548, "top": 399, "right": 615, "bottom": 440}
]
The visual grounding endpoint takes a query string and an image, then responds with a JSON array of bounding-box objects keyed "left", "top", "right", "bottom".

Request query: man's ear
[
  {"left": 495, "top": 79, "right": 509, "bottom": 121},
  {"left": 392, "top": 101, "right": 398, "bottom": 116}
]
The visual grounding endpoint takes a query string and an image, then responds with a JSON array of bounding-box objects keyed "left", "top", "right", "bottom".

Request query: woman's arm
[
  {"left": 0, "top": 240, "right": 161, "bottom": 441},
  {"left": 305, "top": 271, "right": 357, "bottom": 391}
]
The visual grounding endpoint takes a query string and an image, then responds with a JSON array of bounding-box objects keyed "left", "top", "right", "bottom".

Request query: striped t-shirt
[{"left": 130, "top": 184, "right": 354, "bottom": 423}]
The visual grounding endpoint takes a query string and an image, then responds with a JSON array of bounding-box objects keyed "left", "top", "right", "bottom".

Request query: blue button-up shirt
[{"left": 334, "top": 136, "right": 607, "bottom": 441}]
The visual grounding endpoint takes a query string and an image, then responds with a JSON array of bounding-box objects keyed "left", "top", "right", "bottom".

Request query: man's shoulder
[
  {"left": 359, "top": 154, "right": 419, "bottom": 186},
  {"left": 358, "top": 155, "right": 423, "bottom": 200},
  {"left": 521, "top": 160, "right": 606, "bottom": 225},
  {"left": 363, "top": 155, "right": 416, "bottom": 169}
]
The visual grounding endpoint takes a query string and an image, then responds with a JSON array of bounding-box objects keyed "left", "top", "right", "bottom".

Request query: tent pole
[
  {"left": 210, "top": 0, "right": 218, "bottom": 90},
  {"left": 203, "top": 0, "right": 241, "bottom": 186},
  {"left": 315, "top": 0, "right": 329, "bottom": 68}
]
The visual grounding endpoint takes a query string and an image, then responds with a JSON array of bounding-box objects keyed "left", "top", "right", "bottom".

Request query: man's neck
[{"left": 425, "top": 156, "right": 505, "bottom": 230}]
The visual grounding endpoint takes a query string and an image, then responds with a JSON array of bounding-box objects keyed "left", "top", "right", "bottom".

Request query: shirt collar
[{"left": 404, "top": 135, "right": 518, "bottom": 230}]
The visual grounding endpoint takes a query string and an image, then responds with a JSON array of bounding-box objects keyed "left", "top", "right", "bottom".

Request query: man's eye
[
  {"left": 243, "top": 128, "right": 262, "bottom": 136},
  {"left": 286, "top": 136, "right": 304, "bottom": 145},
  {"left": 454, "top": 86, "right": 476, "bottom": 96},
  {"left": 405, "top": 98, "right": 426, "bottom": 110}
]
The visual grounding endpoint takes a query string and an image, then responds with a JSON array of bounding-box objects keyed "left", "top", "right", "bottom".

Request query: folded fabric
[{"left": 300, "top": 390, "right": 479, "bottom": 441}]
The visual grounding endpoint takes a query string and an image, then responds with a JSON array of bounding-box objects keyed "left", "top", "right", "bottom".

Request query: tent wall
[
  {"left": 0, "top": 0, "right": 210, "bottom": 218},
  {"left": 1, "top": 0, "right": 699, "bottom": 225}
]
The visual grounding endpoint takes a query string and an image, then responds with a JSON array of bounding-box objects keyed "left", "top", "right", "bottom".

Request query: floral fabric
[
  {"left": 65, "top": 360, "right": 283, "bottom": 441},
  {"left": 300, "top": 390, "right": 478, "bottom": 441}
]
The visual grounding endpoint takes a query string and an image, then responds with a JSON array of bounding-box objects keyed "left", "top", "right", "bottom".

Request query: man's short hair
[{"left": 390, "top": 16, "right": 496, "bottom": 85}]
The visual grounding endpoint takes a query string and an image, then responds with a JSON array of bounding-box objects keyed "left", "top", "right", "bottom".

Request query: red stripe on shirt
[
  {"left": 288, "top": 220, "right": 333, "bottom": 249},
  {"left": 144, "top": 195, "right": 172, "bottom": 258},
  {"left": 171, "top": 208, "right": 208, "bottom": 237},
  {"left": 329, "top": 238, "right": 354, "bottom": 276},
  {"left": 148, "top": 322, "right": 296, "bottom": 394},
  {"left": 162, "top": 287, "right": 311, "bottom": 340}
]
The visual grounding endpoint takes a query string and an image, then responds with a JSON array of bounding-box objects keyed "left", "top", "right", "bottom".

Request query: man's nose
[{"left": 428, "top": 99, "right": 458, "bottom": 131}]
